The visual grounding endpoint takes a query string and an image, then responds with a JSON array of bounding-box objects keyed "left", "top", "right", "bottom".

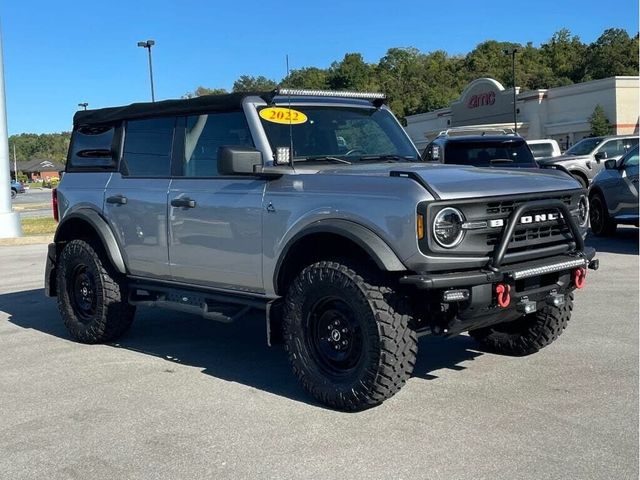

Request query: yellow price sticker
[{"left": 259, "top": 107, "right": 308, "bottom": 125}]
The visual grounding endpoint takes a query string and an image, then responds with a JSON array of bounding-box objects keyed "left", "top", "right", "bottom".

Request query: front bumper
[{"left": 400, "top": 248, "right": 597, "bottom": 290}]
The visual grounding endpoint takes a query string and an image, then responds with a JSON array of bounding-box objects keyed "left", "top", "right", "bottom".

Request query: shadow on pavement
[
  {"left": 585, "top": 226, "right": 638, "bottom": 255},
  {"left": 1, "top": 288, "right": 483, "bottom": 408}
]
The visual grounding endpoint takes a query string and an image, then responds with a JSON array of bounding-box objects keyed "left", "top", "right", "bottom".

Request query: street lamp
[
  {"left": 137, "top": 40, "right": 156, "bottom": 102},
  {"left": 78, "top": 102, "right": 88, "bottom": 110},
  {"left": 503, "top": 48, "right": 518, "bottom": 134}
]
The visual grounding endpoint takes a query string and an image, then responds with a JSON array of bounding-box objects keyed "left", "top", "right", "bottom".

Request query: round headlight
[
  {"left": 578, "top": 195, "right": 589, "bottom": 226},
  {"left": 433, "top": 207, "right": 465, "bottom": 248}
]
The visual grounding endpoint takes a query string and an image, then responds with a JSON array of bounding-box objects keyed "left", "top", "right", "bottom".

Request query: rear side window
[
  {"left": 121, "top": 117, "right": 175, "bottom": 177},
  {"left": 529, "top": 143, "right": 554, "bottom": 158},
  {"left": 444, "top": 140, "right": 536, "bottom": 167},
  {"left": 68, "top": 125, "right": 116, "bottom": 169}
]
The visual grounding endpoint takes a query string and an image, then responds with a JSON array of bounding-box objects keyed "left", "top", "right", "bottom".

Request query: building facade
[{"left": 405, "top": 76, "right": 639, "bottom": 151}]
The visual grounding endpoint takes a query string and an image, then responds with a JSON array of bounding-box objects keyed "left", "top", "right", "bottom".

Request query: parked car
[
  {"left": 537, "top": 135, "right": 638, "bottom": 188},
  {"left": 10, "top": 179, "right": 25, "bottom": 198},
  {"left": 588, "top": 145, "right": 639, "bottom": 236},
  {"left": 45, "top": 90, "right": 597, "bottom": 411},
  {"left": 527, "top": 139, "right": 561, "bottom": 159},
  {"left": 421, "top": 127, "right": 538, "bottom": 168}
]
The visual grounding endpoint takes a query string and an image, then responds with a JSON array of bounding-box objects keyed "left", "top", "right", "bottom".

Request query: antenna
[{"left": 286, "top": 54, "right": 294, "bottom": 169}]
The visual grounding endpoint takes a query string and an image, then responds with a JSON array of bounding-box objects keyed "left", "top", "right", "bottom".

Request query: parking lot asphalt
[{"left": 0, "top": 229, "right": 637, "bottom": 480}]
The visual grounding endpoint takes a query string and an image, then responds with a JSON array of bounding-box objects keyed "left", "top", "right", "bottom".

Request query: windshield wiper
[
  {"left": 358, "top": 154, "right": 413, "bottom": 163},
  {"left": 489, "top": 158, "right": 514, "bottom": 164},
  {"left": 301, "top": 156, "right": 352, "bottom": 164}
]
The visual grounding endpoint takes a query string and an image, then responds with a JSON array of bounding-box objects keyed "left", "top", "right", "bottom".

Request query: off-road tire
[
  {"left": 283, "top": 260, "right": 417, "bottom": 411},
  {"left": 589, "top": 192, "right": 617, "bottom": 236},
  {"left": 56, "top": 239, "right": 135, "bottom": 344},
  {"left": 469, "top": 293, "right": 574, "bottom": 356}
]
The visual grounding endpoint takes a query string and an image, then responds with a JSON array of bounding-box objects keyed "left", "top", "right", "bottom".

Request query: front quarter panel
[{"left": 262, "top": 172, "right": 431, "bottom": 295}]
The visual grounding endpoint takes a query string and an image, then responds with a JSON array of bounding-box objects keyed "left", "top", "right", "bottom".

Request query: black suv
[{"left": 421, "top": 128, "right": 538, "bottom": 168}]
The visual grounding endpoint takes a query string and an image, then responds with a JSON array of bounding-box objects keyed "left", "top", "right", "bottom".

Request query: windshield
[
  {"left": 565, "top": 138, "right": 603, "bottom": 156},
  {"left": 444, "top": 140, "right": 536, "bottom": 167},
  {"left": 258, "top": 105, "right": 418, "bottom": 162},
  {"left": 529, "top": 143, "right": 554, "bottom": 158}
]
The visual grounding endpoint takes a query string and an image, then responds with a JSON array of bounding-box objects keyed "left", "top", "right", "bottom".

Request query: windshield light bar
[{"left": 276, "top": 88, "right": 386, "bottom": 100}]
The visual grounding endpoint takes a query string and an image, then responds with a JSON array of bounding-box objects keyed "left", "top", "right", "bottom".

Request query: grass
[{"left": 21, "top": 217, "right": 57, "bottom": 236}]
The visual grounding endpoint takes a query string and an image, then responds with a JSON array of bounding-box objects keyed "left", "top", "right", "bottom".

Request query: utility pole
[
  {"left": 503, "top": 48, "right": 518, "bottom": 134},
  {"left": 0, "top": 26, "right": 22, "bottom": 237}
]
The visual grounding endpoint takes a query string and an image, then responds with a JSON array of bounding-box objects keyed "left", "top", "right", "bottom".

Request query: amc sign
[{"left": 467, "top": 91, "right": 496, "bottom": 109}]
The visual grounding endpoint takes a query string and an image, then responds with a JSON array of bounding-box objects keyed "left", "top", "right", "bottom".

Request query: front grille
[
  {"left": 420, "top": 190, "right": 584, "bottom": 258},
  {"left": 486, "top": 223, "right": 572, "bottom": 250},
  {"left": 485, "top": 195, "right": 572, "bottom": 215}
]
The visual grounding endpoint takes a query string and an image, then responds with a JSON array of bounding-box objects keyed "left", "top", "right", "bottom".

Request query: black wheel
[
  {"left": 469, "top": 293, "right": 573, "bottom": 356},
  {"left": 56, "top": 239, "right": 135, "bottom": 343},
  {"left": 283, "top": 261, "right": 417, "bottom": 411},
  {"left": 11, "top": 188, "right": 17, "bottom": 199},
  {"left": 571, "top": 173, "right": 588, "bottom": 189},
  {"left": 589, "top": 193, "right": 617, "bottom": 236}
]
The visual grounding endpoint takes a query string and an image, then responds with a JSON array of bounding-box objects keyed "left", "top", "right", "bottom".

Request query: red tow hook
[
  {"left": 495, "top": 283, "right": 511, "bottom": 308},
  {"left": 573, "top": 267, "right": 587, "bottom": 289}
]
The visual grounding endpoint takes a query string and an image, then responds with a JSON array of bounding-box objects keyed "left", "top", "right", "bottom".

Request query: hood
[
  {"left": 316, "top": 163, "right": 581, "bottom": 200},
  {"left": 536, "top": 154, "right": 590, "bottom": 165}
]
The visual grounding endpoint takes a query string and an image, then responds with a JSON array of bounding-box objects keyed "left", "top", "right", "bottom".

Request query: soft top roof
[{"left": 73, "top": 92, "right": 269, "bottom": 127}]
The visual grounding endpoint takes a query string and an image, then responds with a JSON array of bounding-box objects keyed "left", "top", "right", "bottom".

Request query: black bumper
[{"left": 400, "top": 248, "right": 597, "bottom": 290}]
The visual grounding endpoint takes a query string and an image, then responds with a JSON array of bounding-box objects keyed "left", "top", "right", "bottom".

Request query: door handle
[
  {"left": 171, "top": 197, "right": 197, "bottom": 208},
  {"left": 106, "top": 195, "right": 127, "bottom": 205}
]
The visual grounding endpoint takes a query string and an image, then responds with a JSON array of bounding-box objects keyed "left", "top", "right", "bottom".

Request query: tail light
[{"left": 52, "top": 188, "right": 59, "bottom": 222}]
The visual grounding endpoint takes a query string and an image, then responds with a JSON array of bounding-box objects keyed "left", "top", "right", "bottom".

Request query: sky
[{"left": 1, "top": 0, "right": 638, "bottom": 135}]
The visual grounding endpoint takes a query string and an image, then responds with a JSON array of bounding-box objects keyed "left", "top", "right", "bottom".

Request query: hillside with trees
[
  {"left": 10, "top": 27, "right": 637, "bottom": 166},
  {"left": 186, "top": 28, "right": 639, "bottom": 120}
]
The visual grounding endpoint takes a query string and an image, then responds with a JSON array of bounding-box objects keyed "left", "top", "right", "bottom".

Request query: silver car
[
  {"left": 537, "top": 135, "right": 638, "bottom": 187},
  {"left": 45, "top": 89, "right": 598, "bottom": 411},
  {"left": 589, "top": 145, "right": 639, "bottom": 236}
]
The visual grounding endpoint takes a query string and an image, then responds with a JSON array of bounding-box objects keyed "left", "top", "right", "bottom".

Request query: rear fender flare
[{"left": 55, "top": 209, "right": 127, "bottom": 274}]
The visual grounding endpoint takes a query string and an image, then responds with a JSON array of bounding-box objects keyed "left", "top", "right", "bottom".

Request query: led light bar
[
  {"left": 512, "top": 258, "right": 587, "bottom": 280},
  {"left": 276, "top": 88, "right": 386, "bottom": 100}
]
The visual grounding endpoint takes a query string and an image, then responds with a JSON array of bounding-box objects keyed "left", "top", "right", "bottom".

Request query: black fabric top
[{"left": 73, "top": 92, "right": 269, "bottom": 126}]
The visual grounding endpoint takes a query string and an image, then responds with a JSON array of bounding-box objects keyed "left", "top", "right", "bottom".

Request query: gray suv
[
  {"left": 537, "top": 135, "right": 638, "bottom": 187},
  {"left": 45, "top": 89, "right": 598, "bottom": 411}
]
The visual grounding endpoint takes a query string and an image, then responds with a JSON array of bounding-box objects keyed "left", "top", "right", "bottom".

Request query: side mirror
[
  {"left": 604, "top": 159, "right": 617, "bottom": 170},
  {"left": 594, "top": 151, "right": 607, "bottom": 162},
  {"left": 218, "top": 146, "right": 262, "bottom": 175}
]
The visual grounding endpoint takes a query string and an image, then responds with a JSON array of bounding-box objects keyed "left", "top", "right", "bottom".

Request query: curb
[{"left": 0, "top": 235, "right": 53, "bottom": 246}]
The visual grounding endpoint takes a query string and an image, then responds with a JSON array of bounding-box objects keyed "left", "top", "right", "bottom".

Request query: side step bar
[{"left": 129, "top": 282, "right": 269, "bottom": 323}]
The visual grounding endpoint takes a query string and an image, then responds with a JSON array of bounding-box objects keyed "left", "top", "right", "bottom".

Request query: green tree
[
  {"left": 586, "top": 28, "right": 640, "bottom": 79},
  {"left": 232, "top": 75, "right": 277, "bottom": 92},
  {"left": 540, "top": 29, "right": 587, "bottom": 85},
  {"left": 281, "top": 67, "right": 329, "bottom": 89},
  {"left": 328, "top": 53, "right": 378, "bottom": 91},
  {"left": 183, "top": 86, "right": 228, "bottom": 98},
  {"left": 589, "top": 105, "right": 612, "bottom": 136}
]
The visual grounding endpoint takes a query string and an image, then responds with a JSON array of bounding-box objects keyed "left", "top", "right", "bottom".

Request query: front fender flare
[{"left": 274, "top": 219, "right": 407, "bottom": 286}]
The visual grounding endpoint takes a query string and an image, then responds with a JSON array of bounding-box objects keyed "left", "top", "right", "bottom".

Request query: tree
[
  {"left": 281, "top": 67, "right": 329, "bottom": 89},
  {"left": 328, "top": 53, "right": 378, "bottom": 91},
  {"left": 183, "top": 86, "right": 228, "bottom": 98},
  {"left": 232, "top": 75, "right": 277, "bottom": 92},
  {"left": 586, "top": 28, "right": 640, "bottom": 79},
  {"left": 589, "top": 105, "right": 612, "bottom": 136},
  {"left": 540, "top": 29, "right": 587, "bottom": 85}
]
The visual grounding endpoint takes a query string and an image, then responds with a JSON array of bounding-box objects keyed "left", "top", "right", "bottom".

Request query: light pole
[
  {"left": 78, "top": 102, "right": 88, "bottom": 110},
  {"left": 503, "top": 48, "right": 518, "bottom": 134},
  {"left": 137, "top": 40, "right": 156, "bottom": 102}
]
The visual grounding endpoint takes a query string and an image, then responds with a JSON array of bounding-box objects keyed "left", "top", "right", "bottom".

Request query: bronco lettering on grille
[{"left": 489, "top": 212, "right": 560, "bottom": 228}]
